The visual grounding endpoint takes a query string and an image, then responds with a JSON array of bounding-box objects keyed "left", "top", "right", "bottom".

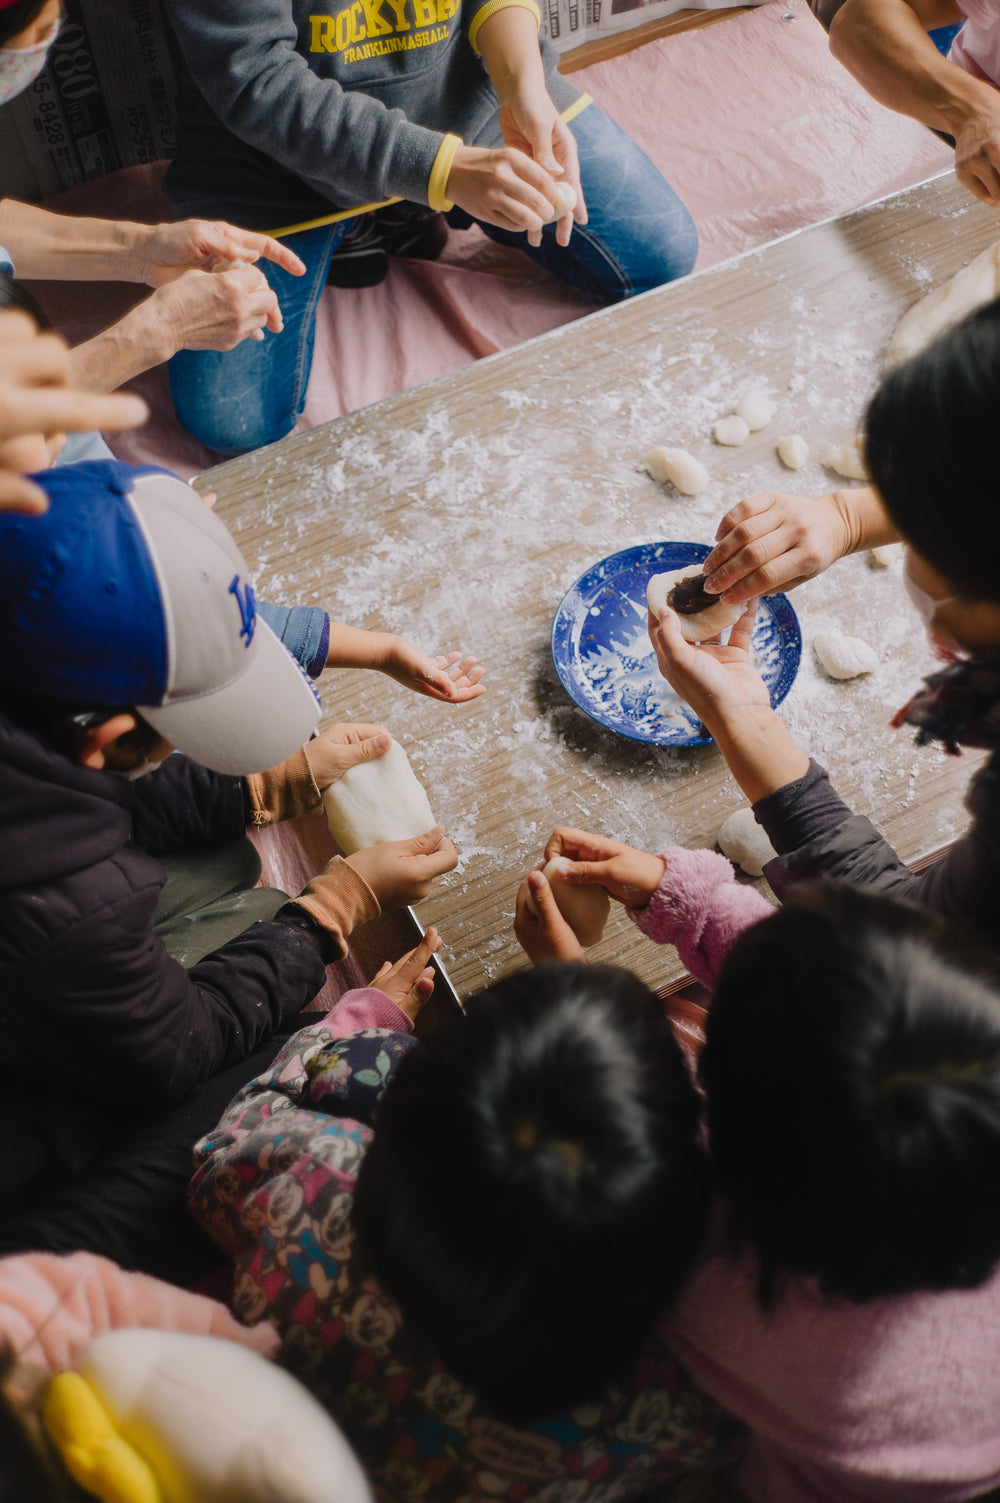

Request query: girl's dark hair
[
  {"left": 354, "top": 962, "right": 712, "bottom": 1423},
  {"left": 701, "top": 883, "right": 1000, "bottom": 1306},
  {"left": 0, "top": 0, "right": 51, "bottom": 48},
  {"left": 0, "top": 269, "right": 51, "bottom": 333},
  {"left": 864, "top": 296, "right": 1000, "bottom": 604}
]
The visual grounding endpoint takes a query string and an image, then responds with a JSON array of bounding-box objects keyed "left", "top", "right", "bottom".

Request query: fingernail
[{"left": 374, "top": 733, "right": 390, "bottom": 748}]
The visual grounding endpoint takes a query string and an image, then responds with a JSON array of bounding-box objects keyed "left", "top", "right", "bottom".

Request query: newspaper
[{"left": 0, "top": 0, "right": 178, "bottom": 202}]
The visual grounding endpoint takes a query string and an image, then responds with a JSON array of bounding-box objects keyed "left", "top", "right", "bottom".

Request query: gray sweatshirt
[{"left": 164, "top": 0, "right": 583, "bottom": 230}]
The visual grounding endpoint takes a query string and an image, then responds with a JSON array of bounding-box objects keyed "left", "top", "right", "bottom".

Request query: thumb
[
  {"left": 351, "top": 731, "right": 392, "bottom": 766},
  {"left": 527, "top": 868, "right": 561, "bottom": 919},
  {"left": 407, "top": 825, "right": 446, "bottom": 854}
]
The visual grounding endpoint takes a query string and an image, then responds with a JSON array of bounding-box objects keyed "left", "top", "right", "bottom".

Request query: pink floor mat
[{"left": 28, "top": 0, "right": 949, "bottom": 483}]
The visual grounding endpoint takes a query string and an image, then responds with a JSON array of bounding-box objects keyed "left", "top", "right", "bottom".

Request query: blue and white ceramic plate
[{"left": 551, "top": 541, "right": 801, "bottom": 747}]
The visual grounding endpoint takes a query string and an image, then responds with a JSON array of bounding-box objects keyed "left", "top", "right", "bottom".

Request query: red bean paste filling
[{"left": 667, "top": 573, "right": 716, "bottom": 616}]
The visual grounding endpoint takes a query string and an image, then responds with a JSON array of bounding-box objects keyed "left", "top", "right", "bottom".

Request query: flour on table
[
  {"left": 822, "top": 439, "right": 868, "bottom": 481},
  {"left": 776, "top": 434, "right": 809, "bottom": 470},
  {"left": 813, "top": 629, "right": 879, "bottom": 680},
  {"left": 717, "top": 806, "right": 777, "bottom": 877},
  {"left": 526, "top": 856, "right": 610, "bottom": 946},
  {"left": 646, "top": 564, "right": 744, "bottom": 643},
  {"left": 887, "top": 240, "right": 1000, "bottom": 367},
  {"left": 735, "top": 393, "right": 776, "bottom": 431},
  {"left": 645, "top": 446, "right": 710, "bottom": 496},
  {"left": 322, "top": 738, "right": 435, "bottom": 853},
  {"left": 713, "top": 414, "right": 750, "bottom": 447}
]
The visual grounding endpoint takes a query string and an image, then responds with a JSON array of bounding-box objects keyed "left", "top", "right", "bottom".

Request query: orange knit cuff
[
  {"left": 292, "top": 857, "right": 381, "bottom": 958},
  {"left": 245, "top": 747, "right": 320, "bottom": 828}
]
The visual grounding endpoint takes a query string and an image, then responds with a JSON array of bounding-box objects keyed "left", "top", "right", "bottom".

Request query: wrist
[
  {"left": 832, "top": 485, "right": 899, "bottom": 555},
  {"left": 712, "top": 705, "right": 810, "bottom": 804},
  {"left": 124, "top": 222, "right": 157, "bottom": 284},
  {"left": 325, "top": 623, "right": 386, "bottom": 670}
]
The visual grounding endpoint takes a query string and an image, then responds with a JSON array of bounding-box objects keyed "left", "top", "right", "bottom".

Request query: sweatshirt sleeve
[
  {"left": 629, "top": 848, "right": 776, "bottom": 990},
  {"left": 0, "top": 1251, "right": 277, "bottom": 1372},
  {"left": 166, "top": 0, "right": 457, "bottom": 209},
  {"left": 129, "top": 754, "right": 247, "bottom": 856},
  {"left": 755, "top": 755, "right": 1000, "bottom": 944}
]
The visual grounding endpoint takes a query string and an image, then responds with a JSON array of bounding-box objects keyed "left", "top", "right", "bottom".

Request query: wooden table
[{"left": 203, "top": 171, "right": 992, "bottom": 1000}]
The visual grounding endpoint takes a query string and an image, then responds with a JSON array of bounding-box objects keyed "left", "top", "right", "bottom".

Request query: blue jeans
[{"left": 169, "top": 104, "right": 697, "bottom": 455}]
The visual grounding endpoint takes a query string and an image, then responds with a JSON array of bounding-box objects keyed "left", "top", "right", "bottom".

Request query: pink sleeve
[
  {"left": 630, "top": 848, "right": 776, "bottom": 989},
  {"left": 322, "top": 985, "right": 414, "bottom": 1036},
  {"left": 0, "top": 1252, "right": 278, "bottom": 1372}
]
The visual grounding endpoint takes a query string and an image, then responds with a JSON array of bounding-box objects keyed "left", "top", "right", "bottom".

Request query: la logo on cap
[{"left": 229, "top": 575, "right": 257, "bottom": 647}]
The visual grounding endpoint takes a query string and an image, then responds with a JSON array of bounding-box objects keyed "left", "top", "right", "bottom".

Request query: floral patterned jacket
[{"left": 189, "top": 974, "right": 744, "bottom": 1503}]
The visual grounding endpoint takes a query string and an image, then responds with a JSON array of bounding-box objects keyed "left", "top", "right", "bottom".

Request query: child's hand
[
  {"left": 371, "top": 926, "right": 441, "bottom": 1019},
  {"left": 304, "top": 723, "right": 391, "bottom": 789},
  {"left": 543, "top": 828, "right": 666, "bottom": 909},
  {"left": 647, "top": 600, "right": 770, "bottom": 735},
  {"left": 378, "top": 639, "right": 486, "bottom": 703},
  {"left": 514, "top": 869, "right": 584, "bottom": 962},
  {"left": 346, "top": 827, "right": 458, "bottom": 907}
]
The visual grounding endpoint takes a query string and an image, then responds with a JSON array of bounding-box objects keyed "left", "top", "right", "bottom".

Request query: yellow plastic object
[{"left": 42, "top": 1372, "right": 162, "bottom": 1503}]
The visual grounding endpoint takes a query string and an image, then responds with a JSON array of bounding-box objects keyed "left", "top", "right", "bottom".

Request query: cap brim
[{"left": 136, "top": 619, "right": 321, "bottom": 776}]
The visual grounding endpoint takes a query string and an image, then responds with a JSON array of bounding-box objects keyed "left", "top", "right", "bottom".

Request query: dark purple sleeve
[{"left": 754, "top": 755, "right": 1000, "bottom": 944}]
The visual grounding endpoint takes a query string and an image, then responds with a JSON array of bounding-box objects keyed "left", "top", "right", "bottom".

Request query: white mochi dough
[
  {"left": 813, "top": 630, "right": 879, "bottom": 680},
  {"left": 735, "top": 393, "right": 777, "bottom": 431},
  {"left": 887, "top": 240, "right": 1000, "bottom": 367},
  {"left": 869, "top": 543, "right": 902, "bottom": 569},
  {"left": 822, "top": 440, "right": 868, "bottom": 481},
  {"left": 322, "top": 738, "right": 435, "bottom": 853},
  {"left": 717, "top": 806, "right": 777, "bottom": 878},
  {"left": 713, "top": 415, "right": 750, "bottom": 447},
  {"left": 776, "top": 433, "right": 809, "bottom": 470},
  {"left": 646, "top": 564, "right": 744, "bottom": 642},
  {"left": 645, "top": 446, "right": 711, "bottom": 496},
  {"left": 543, "top": 180, "right": 578, "bottom": 221},
  {"left": 526, "top": 856, "right": 610, "bottom": 946}
]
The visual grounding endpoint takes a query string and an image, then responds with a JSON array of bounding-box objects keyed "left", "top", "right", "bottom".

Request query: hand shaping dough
[
  {"left": 822, "top": 440, "right": 868, "bottom": 482},
  {"left": 526, "top": 856, "right": 610, "bottom": 946},
  {"left": 713, "top": 415, "right": 750, "bottom": 447},
  {"left": 887, "top": 240, "right": 1000, "bottom": 367},
  {"left": 645, "top": 446, "right": 711, "bottom": 496},
  {"left": 735, "top": 393, "right": 777, "bottom": 431},
  {"left": 776, "top": 434, "right": 809, "bottom": 470},
  {"left": 717, "top": 806, "right": 777, "bottom": 878},
  {"left": 543, "top": 181, "right": 578, "bottom": 222},
  {"left": 813, "top": 629, "right": 879, "bottom": 680},
  {"left": 646, "top": 564, "right": 744, "bottom": 642},
  {"left": 322, "top": 738, "right": 435, "bottom": 853}
]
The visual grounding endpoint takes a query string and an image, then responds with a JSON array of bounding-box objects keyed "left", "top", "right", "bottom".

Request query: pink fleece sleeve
[
  {"left": 322, "top": 986, "right": 414, "bottom": 1036},
  {"left": 0, "top": 1251, "right": 278, "bottom": 1372},
  {"left": 629, "top": 848, "right": 776, "bottom": 989}
]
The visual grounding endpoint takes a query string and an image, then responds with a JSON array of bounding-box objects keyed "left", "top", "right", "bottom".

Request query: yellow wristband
[{"left": 428, "top": 132, "right": 463, "bottom": 211}]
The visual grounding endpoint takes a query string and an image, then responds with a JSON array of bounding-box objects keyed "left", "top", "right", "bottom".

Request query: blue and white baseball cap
[{"left": 0, "top": 461, "right": 321, "bottom": 775}]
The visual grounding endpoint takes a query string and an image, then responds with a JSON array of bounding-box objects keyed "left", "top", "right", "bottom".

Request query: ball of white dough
[
  {"left": 526, "top": 856, "right": 610, "bottom": 946},
  {"left": 645, "top": 446, "right": 711, "bottom": 496},
  {"left": 322, "top": 739, "right": 435, "bottom": 853},
  {"left": 735, "top": 393, "right": 777, "bottom": 431},
  {"left": 543, "top": 180, "right": 577, "bottom": 222},
  {"left": 713, "top": 415, "right": 750, "bottom": 447},
  {"left": 776, "top": 433, "right": 809, "bottom": 470},
  {"left": 646, "top": 564, "right": 744, "bottom": 643},
  {"left": 822, "top": 439, "right": 868, "bottom": 481},
  {"left": 717, "top": 806, "right": 777, "bottom": 877},
  {"left": 868, "top": 544, "right": 901, "bottom": 569},
  {"left": 813, "top": 629, "right": 879, "bottom": 680}
]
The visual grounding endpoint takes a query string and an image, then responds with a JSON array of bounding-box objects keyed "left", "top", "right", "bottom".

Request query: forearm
[
  {"left": 833, "top": 485, "right": 900, "bottom": 554},
  {"left": 66, "top": 293, "right": 176, "bottom": 394},
  {"left": 0, "top": 199, "right": 150, "bottom": 282},
  {"left": 711, "top": 706, "right": 811, "bottom": 806},
  {"left": 829, "top": 0, "right": 985, "bottom": 135},
  {"left": 475, "top": 5, "right": 546, "bottom": 97},
  {"left": 325, "top": 622, "right": 390, "bottom": 670}
]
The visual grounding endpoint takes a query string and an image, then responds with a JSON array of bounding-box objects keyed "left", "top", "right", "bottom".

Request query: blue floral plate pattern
[{"left": 551, "top": 541, "right": 801, "bottom": 747}]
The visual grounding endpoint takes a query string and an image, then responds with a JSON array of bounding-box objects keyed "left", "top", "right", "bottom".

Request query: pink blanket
[{"left": 29, "top": 0, "right": 949, "bottom": 481}]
